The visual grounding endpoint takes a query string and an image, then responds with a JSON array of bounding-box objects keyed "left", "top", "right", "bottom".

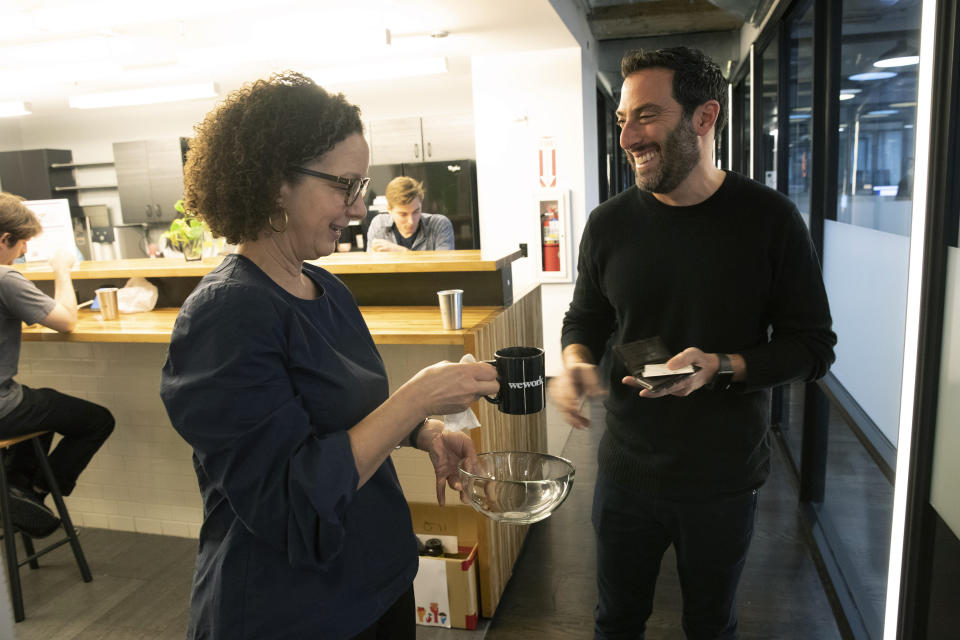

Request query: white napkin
[{"left": 442, "top": 353, "right": 483, "bottom": 432}]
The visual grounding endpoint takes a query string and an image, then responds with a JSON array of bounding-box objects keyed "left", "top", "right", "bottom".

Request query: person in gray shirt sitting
[
  {"left": 366, "top": 177, "right": 455, "bottom": 252},
  {"left": 0, "top": 193, "right": 114, "bottom": 538}
]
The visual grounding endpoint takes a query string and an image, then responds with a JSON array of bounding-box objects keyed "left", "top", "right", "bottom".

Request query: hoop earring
[{"left": 268, "top": 207, "right": 288, "bottom": 233}]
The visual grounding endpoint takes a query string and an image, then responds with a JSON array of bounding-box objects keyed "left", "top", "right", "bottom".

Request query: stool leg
[
  {"left": 0, "top": 457, "right": 26, "bottom": 622},
  {"left": 20, "top": 535, "right": 39, "bottom": 570},
  {"left": 31, "top": 439, "right": 92, "bottom": 583}
]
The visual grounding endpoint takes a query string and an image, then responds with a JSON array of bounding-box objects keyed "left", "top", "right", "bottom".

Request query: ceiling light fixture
[
  {"left": 874, "top": 40, "right": 920, "bottom": 68},
  {"left": 0, "top": 101, "right": 31, "bottom": 118},
  {"left": 849, "top": 71, "right": 898, "bottom": 82},
  {"left": 68, "top": 82, "right": 218, "bottom": 109},
  {"left": 839, "top": 93, "right": 857, "bottom": 101},
  {"left": 307, "top": 57, "right": 448, "bottom": 86}
]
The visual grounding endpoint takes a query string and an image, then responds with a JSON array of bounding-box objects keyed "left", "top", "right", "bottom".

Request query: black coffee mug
[{"left": 483, "top": 347, "right": 545, "bottom": 415}]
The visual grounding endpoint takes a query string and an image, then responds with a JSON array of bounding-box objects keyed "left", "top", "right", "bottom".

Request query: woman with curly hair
[{"left": 160, "top": 72, "right": 498, "bottom": 639}]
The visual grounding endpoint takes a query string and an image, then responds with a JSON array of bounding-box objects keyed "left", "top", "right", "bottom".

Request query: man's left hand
[{"left": 621, "top": 347, "right": 720, "bottom": 398}]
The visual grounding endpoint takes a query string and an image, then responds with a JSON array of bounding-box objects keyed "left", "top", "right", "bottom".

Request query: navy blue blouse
[{"left": 160, "top": 254, "right": 417, "bottom": 639}]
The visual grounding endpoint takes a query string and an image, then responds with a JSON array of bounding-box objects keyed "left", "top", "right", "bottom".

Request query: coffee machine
[{"left": 83, "top": 204, "right": 117, "bottom": 261}]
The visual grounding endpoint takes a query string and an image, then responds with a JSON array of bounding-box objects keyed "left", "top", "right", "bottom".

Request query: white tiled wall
[
  {"left": 18, "top": 342, "right": 202, "bottom": 538},
  {"left": 16, "top": 341, "right": 470, "bottom": 536},
  {"left": 379, "top": 344, "right": 469, "bottom": 505}
]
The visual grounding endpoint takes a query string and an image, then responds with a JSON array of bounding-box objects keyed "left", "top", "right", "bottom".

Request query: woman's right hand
[{"left": 401, "top": 361, "right": 500, "bottom": 416}]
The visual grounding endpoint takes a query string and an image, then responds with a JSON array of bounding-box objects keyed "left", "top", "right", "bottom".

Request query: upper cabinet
[
  {"left": 367, "top": 113, "right": 475, "bottom": 165},
  {"left": 0, "top": 149, "right": 77, "bottom": 205},
  {"left": 368, "top": 117, "right": 424, "bottom": 164},
  {"left": 419, "top": 113, "right": 475, "bottom": 163},
  {"left": 113, "top": 139, "right": 186, "bottom": 224}
]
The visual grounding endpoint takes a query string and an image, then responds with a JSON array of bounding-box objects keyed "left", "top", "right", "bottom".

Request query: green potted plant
[{"left": 165, "top": 200, "right": 207, "bottom": 261}]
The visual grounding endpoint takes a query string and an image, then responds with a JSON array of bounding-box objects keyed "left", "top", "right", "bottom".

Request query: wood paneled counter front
[{"left": 14, "top": 248, "right": 542, "bottom": 619}]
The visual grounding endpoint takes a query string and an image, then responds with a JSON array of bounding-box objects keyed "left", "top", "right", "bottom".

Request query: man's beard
[{"left": 632, "top": 116, "right": 701, "bottom": 194}]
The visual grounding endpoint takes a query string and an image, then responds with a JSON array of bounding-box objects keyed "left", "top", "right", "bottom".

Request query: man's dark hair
[{"left": 621, "top": 46, "right": 727, "bottom": 137}]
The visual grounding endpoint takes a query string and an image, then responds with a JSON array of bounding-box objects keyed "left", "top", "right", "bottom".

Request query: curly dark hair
[
  {"left": 620, "top": 46, "right": 727, "bottom": 138},
  {"left": 183, "top": 71, "right": 363, "bottom": 244}
]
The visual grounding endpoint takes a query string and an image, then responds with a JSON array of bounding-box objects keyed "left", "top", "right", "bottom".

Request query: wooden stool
[{"left": 0, "top": 431, "right": 92, "bottom": 622}]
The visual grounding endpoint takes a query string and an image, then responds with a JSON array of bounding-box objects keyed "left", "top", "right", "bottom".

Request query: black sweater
[{"left": 561, "top": 171, "right": 836, "bottom": 498}]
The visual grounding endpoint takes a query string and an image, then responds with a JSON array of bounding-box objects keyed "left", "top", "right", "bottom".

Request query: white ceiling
[{"left": 1, "top": 0, "right": 579, "bottom": 117}]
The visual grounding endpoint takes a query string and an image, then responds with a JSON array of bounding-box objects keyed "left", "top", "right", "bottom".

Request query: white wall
[
  {"left": 0, "top": 119, "right": 23, "bottom": 153},
  {"left": 471, "top": 47, "right": 597, "bottom": 378},
  {"left": 931, "top": 246, "right": 960, "bottom": 536}
]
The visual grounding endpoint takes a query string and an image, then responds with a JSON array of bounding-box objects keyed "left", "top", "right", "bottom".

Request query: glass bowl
[{"left": 458, "top": 451, "right": 576, "bottom": 524}]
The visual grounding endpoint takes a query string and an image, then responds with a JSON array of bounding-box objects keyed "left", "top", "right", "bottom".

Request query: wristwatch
[
  {"left": 709, "top": 353, "right": 735, "bottom": 391},
  {"left": 407, "top": 418, "right": 428, "bottom": 448}
]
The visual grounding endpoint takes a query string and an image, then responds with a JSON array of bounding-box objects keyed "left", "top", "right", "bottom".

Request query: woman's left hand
[{"left": 417, "top": 420, "right": 477, "bottom": 506}]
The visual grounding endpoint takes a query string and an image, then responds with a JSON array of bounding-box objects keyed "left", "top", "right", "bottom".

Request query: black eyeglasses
[{"left": 291, "top": 167, "right": 370, "bottom": 206}]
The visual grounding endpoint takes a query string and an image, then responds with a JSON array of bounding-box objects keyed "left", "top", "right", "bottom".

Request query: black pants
[
  {"left": 592, "top": 472, "right": 759, "bottom": 640},
  {"left": 0, "top": 386, "right": 114, "bottom": 495},
  {"left": 351, "top": 587, "right": 415, "bottom": 640}
]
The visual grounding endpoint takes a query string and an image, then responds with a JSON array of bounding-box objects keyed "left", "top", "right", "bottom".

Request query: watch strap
[
  {"left": 709, "top": 353, "right": 734, "bottom": 391},
  {"left": 407, "top": 418, "right": 428, "bottom": 448}
]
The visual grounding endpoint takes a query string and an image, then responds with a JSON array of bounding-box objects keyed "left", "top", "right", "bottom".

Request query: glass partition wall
[{"left": 730, "top": 0, "right": 927, "bottom": 638}]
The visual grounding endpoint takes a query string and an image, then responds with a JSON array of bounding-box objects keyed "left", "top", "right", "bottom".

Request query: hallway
[{"left": 485, "top": 399, "right": 845, "bottom": 639}]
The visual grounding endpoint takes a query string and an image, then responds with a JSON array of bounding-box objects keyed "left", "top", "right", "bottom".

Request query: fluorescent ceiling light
[
  {"left": 0, "top": 62, "right": 123, "bottom": 89},
  {"left": 839, "top": 93, "right": 857, "bottom": 101},
  {"left": 889, "top": 101, "right": 917, "bottom": 108},
  {"left": 0, "top": 0, "right": 281, "bottom": 39},
  {"left": 862, "top": 109, "right": 899, "bottom": 118},
  {"left": 788, "top": 113, "right": 811, "bottom": 120},
  {"left": 874, "top": 40, "right": 919, "bottom": 68},
  {"left": 849, "top": 71, "right": 897, "bottom": 81},
  {"left": 308, "top": 57, "right": 447, "bottom": 86},
  {"left": 876, "top": 56, "right": 920, "bottom": 68},
  {"left": 0, "top": 101, "right": 31, "bottom": 118},
  {"left": 69, "top": 82, "right": 217, "bottom": 109}
]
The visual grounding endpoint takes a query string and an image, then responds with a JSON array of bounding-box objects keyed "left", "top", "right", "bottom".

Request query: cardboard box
[{"left": 408, "top": 503, "right": 480, "bottom": 630}]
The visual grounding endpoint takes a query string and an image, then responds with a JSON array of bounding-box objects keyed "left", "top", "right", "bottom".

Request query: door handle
[
  {"left": 145, "top": 204, "right": 153, "bottom": 219},
  {"left": 414, "top": 143, "right": 420, "bottom": 159},
  {"left": 427, "top": 142, "right": 432, "bottom": 158},
  {"left": 155, "top": 204, "right": 162, "bottom": 218}
]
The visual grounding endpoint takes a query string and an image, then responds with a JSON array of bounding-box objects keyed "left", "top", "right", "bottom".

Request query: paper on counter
[{"left": 442, "top": 353, "right": 483, "bottom": 432}]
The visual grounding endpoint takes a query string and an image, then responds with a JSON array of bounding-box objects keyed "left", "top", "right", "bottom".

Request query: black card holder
[{"left": 613, "top": 336, "right": 697, "bottom": 392}]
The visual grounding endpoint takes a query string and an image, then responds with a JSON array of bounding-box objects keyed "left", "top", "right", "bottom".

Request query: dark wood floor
[
  {"left": 10, "top": 399, "right": 844, "bottom": 639},
  {"left": 485, "top": 400, "right": 845, "bottom": 639}
]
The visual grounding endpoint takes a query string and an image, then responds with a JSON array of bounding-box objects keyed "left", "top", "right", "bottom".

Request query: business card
[{"left": 640, "top": 363, "right": 695, "bottom": 377}]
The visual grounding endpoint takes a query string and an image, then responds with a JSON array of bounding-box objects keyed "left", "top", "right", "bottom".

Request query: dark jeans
[
  {"left": 0, "top": 386, "right": 114, "bottom": 495},
  {"left": 351, "top": 586, "right": 415, "bottom": 640},
  {"left": 592, "top": 472, "right": 759, "bottom": 640}
]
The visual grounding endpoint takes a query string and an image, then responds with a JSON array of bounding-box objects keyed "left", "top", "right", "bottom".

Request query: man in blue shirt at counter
[{"left": 366, "top": 176, "right": 455, "bottom": 252}]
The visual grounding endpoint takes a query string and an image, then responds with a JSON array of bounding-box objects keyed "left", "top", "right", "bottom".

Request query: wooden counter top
[
  {"left": 11, "top": 249, "right": 523, "bottom": 281},
  {"left": 21, "top": 306, "right": 504, "bottom": 345}
]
